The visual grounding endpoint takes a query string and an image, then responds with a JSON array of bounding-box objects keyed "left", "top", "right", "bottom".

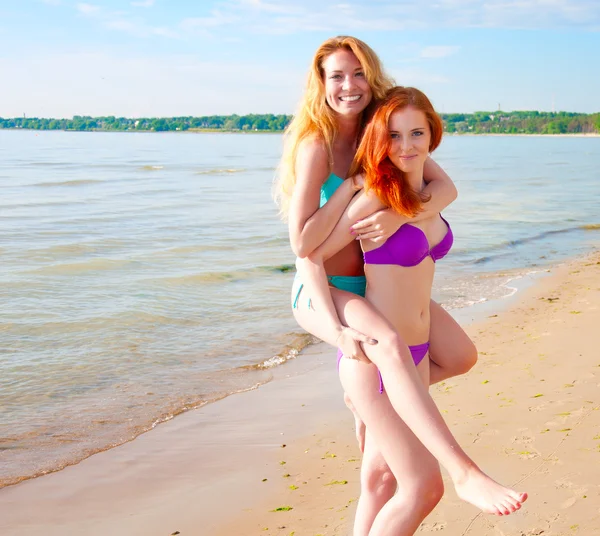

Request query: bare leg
[
  {"left": 352, "top": 300, "right": 477, "bottom": 449},
  {"left": 353, "top": 431, "right": 397, "bottom": 536},
  {"left": 341, "top": 355, "right": 444, "bottom": 535},
  {"left": 353, "top": 352, "right": 434, "bottom": 535},
  {"left": 292, "top": 287, "right": 527, "bottom": 516},
  {"left": 429, "top": 300, "right": 478, "bottom": 385}
]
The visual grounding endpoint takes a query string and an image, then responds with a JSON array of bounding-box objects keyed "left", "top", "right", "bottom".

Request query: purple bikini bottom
[{"left": 337, "top": 341, "right": 430, "bottom": 394}]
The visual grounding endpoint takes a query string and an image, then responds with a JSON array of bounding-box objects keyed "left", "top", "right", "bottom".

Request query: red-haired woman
[{"left": 295, "top": 87, "right": 527, "bottom": 533}]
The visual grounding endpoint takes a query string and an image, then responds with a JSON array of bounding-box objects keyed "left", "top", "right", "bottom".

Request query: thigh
[
  {"left": 339, "top": 357, "right": 441, "bottom": 490},
  {"left": 292, "top": 283, "right": 398, "bottom": 349},
  {"left": 428, "top": 299, "right": 476, "bottom": 366}
]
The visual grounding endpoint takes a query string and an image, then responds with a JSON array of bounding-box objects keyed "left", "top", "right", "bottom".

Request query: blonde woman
[{"left": 276, "top": 36, "right": 479, "bottom": 534}]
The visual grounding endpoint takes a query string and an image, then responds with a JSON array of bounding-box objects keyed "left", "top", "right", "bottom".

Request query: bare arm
[
  {"left": 296, "top": 190, "right": 384, "bottom": 357},
  {"left": 350, "top": 156, "right": 457, "bottom": 241},
  {"left": 288, "top": 138, "right": 360, "bottom": 258}
]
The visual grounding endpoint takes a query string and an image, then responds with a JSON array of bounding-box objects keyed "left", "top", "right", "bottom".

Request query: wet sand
[{"left": 1, "top": 251, "right": 599, "bottom": 536}]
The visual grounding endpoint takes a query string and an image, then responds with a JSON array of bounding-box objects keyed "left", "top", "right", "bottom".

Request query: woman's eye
[
  {"left": 413, "top": 131, "right": 423, "bottom": 136},
  {"left": 355, "top": 71, "right": 365, "bottom": 77}
]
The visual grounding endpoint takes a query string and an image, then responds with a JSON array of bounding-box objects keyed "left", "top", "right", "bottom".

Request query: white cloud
[
  {"left": 181, "top": 10, "right": 240, "bottom": 31},
  {"left": 104, "top": 18, "right": 179, "bottom": 38},
  {"left": 131, "top": 0, "right": 155, "bottom": 6},
  {"left": 202, "top": 0, "right": 600, "bottom": 33},
  {"left": 76, "top": 3, "right": 100, "bottom": 16},
  {"left": 235, "top": 0, "right": 302, "bottom": 15},
  {"left": 420, "top": 46, "right": 461, "bottom": 59}
]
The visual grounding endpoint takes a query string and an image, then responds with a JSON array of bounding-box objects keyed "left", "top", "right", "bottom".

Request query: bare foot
[{"left": 453, "top": 466, "right": 528, "bottom": 516}]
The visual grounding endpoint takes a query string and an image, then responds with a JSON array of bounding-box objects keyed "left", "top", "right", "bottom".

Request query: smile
[{"left": 339, "top": 95, "right": 361, "bottom": 102}]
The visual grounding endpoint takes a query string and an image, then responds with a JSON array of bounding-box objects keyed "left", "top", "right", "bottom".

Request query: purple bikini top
[{"left": 363, "top": 216, "right": 453, "bottom": 267}]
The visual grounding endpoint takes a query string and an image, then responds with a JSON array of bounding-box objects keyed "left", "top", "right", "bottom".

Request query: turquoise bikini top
[{"left": 319, "top": 173, "right": 344, "bottom": 207}]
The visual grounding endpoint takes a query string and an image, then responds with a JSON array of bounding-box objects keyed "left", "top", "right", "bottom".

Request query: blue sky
[{"left": 0, "top": 0, "right": 599, "bottom": 118}]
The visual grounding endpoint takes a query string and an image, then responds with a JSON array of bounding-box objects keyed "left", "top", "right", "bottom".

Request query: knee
[
  {"left": 400, "top": 472, "right": 444, "bottom": 517},
  {"left": 458, "top": 341, "right": 478, "bottom": 374},
  {"left": 361, "top": 462, "right": 397, "bottom": 499},
  {"left": 378, "top": 332, "right": 413, "bottom": 365},
  {"left": 420, "top": 473, "right": 444, "bottom": 514}
]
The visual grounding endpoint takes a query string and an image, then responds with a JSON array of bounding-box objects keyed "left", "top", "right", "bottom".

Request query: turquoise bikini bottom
[
  {"left": 291, "top": 273, "right": 428, "bottom": 395},
  {"left": 291, "top": 273, "right": 366, "bottom": 309}
]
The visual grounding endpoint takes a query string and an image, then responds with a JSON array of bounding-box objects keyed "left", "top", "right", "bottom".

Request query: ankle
[{"left": 450, "top": 461, "right": 481, "bottom": 486}]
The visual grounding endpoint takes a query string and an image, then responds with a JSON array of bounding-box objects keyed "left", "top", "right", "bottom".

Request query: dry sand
[{"left": 1, "top": 251, "right": 599, "bottom": 536}]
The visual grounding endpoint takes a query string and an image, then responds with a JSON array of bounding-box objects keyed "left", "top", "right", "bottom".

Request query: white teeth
[{"left": 340, "top": 95, "right": 361, "bottom": 102}]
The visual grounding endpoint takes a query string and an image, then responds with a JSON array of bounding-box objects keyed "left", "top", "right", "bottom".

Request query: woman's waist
[
  {"left": 323, "top": 244, "right": 364, "bottom": 277},
  {"left": 365, "top": 287, "right": 431, "bottom": 345}
]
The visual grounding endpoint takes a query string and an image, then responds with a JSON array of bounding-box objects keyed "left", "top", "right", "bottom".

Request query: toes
[
  {"left": 510, "top": 490, "right": 528, "bottom": 503},
  {"left": 498, "top": 503, "right": 510, "bottom": 516},
  {"left": 490, "top": 505, "right": 503, "bottom": 516},
  {"left": 501, "top": 500, "right": 516, "bottom": 514}
]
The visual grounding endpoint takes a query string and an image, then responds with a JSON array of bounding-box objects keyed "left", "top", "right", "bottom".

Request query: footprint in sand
[
  {"left": 420, "top": 521, "right": 447, "bottom": 531},
  {"left": 517, "top": 449, "right": 540, "bottom": 460},
  {"left": 512, "top": 431, "right": 535, "bottom": 444},
  {"left": 560, "top": 496, "right": 578, "bottom": 509}
]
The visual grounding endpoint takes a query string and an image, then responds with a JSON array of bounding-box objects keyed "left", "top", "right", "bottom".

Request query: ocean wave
[
  {"left": 27, "top": 258, "right": 133, "bottom": 275},
  {"left": 140, "top": 165, "right": 164, "bottom": 171},
  {"left": 32, "top": 179, "right": 104, "bottom": 187},
  {"left": 236, "top": 333, "right": 316, "bottom": 371},
  {"left": 25, "top": 161, "right": 76, "bottom": 168},
  {"left": 194, "top": 168, "right": 246, "bottom": 175},
  {"left": 152, "top": 264, "right": 295, "bottom": 285},
  {"left": 469, "top": 224, "right": 600, "bottom": 264}
]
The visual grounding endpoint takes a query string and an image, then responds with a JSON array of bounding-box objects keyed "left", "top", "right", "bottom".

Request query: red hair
[{"left": 349, "top": 86, "right": 443, "bottom": 217}]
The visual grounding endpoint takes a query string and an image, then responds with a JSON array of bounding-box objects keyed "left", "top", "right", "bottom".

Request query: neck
[
  {"left": 335, "top": 113, "right": 361, "bottom": 146},
  {"left": 405, "top": 167, "right": 426, "bottom": 192}
]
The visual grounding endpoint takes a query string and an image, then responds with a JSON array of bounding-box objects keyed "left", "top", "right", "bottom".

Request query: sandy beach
[{"left": 1, "top": 250, "right": 599, "bottom": 536}]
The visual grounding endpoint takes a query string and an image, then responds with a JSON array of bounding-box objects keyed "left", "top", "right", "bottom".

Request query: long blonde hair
[{"left": 274, "top": 36, "right": 395, "bottom": 218}]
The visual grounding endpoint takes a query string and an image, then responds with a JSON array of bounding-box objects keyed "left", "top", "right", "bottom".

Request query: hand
[
  {"left": 336, "top": 326, "right": 377, "bottom": 363},
  {"left": 351, "top": 208, "right": 406, "bottom": 243}
]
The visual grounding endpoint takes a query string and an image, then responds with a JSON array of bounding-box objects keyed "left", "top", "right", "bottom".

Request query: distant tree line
[
  {"left": 443, "top": 111, "right": 600, "bottom": 134},
  {"left": 0, "top": 111, "right": 599, "bottom": 134},
  {"left": 0, "top": 114, "right": 292, "bottom": 132}
]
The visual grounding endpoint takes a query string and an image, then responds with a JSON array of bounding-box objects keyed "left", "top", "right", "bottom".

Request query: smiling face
[
  {"left": 321, "top": 48, "right": 372, "bottom": 117},
  {"left": 387, "top": 106, "right": 431, "bottom": 173}
]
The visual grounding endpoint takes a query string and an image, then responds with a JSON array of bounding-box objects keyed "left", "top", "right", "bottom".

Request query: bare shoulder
[{"left": 296, "top": 135, "right": 330, "bottom": 183}]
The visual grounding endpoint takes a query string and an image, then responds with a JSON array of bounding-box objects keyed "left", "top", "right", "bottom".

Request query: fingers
[
  {"left": 354, "top": 347, "right": 371, "bottom": 363},
  {"left": 353, "top": 229, "right": 385, "bottom": 241},
  {"left": 367, "top": 235, "right": 387, "bottom": 244},
  {"left": 350, "top": 216, "right": 375, "bottom": 232},
  {"left": 348, "top": 328, "right": 378, "bottom": 346}
]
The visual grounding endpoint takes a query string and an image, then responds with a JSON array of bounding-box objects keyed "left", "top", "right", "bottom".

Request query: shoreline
[
  {"left": 1, "top": 128, "right": 599, "bottom": 137},
  {"left": 1, "top": 249, "right": 599, "bottom": 535}
]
